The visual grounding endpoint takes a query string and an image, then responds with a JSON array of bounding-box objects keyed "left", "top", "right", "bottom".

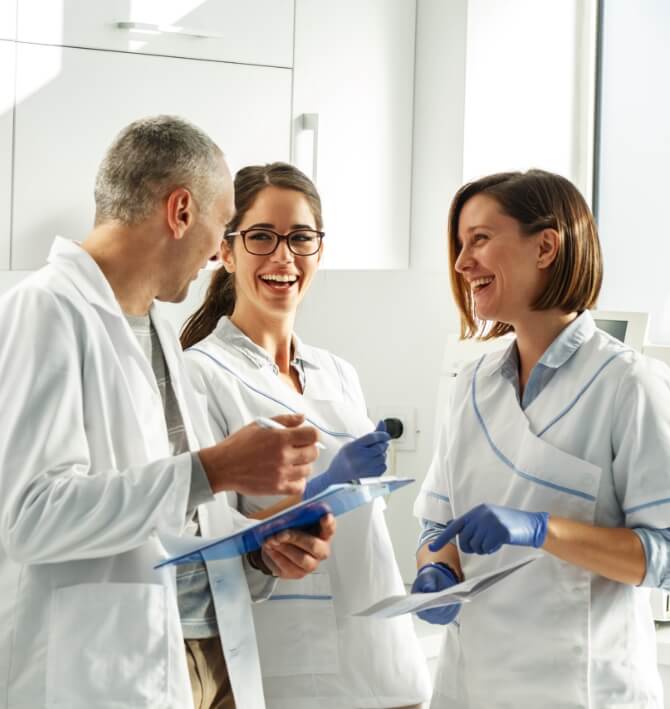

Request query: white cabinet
[
  {"left": 0, "top": 0, "right": 16, "bottom": 40},
  {"left": 0, "top": 41, "right": 14, "bottom": 269},
  {"left": 12, "top": 43, "right": 291, "bottom": 270},
  {"left": 16, "top": 0, "right": 294, "bottom": 67},
  {"left": 292, "top": 0, "right": 416, "bottom": 269}
]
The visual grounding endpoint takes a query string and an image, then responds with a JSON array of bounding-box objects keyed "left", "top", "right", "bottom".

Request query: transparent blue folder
[{"left": 156, "top": 476, "right": 414, "bottom": 568}]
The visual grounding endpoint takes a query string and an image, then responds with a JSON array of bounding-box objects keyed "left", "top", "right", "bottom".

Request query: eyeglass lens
[{"left": 243, "top": 229, "right": 322, "bottom": 255}]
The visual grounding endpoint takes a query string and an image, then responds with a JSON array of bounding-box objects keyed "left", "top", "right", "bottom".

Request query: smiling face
[
  {"left": 221, "top": 185, "right": 322, "bottom": 321},
  {"left": 454, "top": 193, "right": 549, "bottom": 327}
]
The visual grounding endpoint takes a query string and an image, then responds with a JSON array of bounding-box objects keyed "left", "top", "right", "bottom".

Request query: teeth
[
  {"left": 260, "top": 274, "right": 298, "bottom": 283},
  {"left": 471, "top": 276, "right": 494, "bottom": 290}
]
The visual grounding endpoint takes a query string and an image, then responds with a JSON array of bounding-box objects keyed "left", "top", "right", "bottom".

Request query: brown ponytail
[
  {"left": 180, "top": 161, "right": 323, "bottom": 350},
  {"left": 180, "top": 266, "right": 235, "bottom": 349}
]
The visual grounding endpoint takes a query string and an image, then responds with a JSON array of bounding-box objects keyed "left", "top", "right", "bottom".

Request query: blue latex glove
[
  {"left": 411, "top": 562, "right": 461, "bottom": 625},
  {"left": 303, "top": 421, "right": 390, "bottom": 499},
  {"left": 429, "top": 503, "right": 549, "bottom": 555}
]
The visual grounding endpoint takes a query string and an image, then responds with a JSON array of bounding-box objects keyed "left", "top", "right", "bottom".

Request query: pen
[{"left": 255, "top": 416, "right": 327, "bottom": 450}]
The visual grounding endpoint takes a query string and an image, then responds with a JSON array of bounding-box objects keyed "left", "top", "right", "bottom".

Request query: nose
[
  {"left": 454, "top": 244, "right": 473, "bottom": 274},
  {"left": 272, "top": 237, "right": 294, "bottom": 263}
]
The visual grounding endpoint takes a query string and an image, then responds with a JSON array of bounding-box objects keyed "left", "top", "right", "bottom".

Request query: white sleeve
[
  {"left": 414, "top": 415, "right": 455, "bottom": 525},
  {"left": 0, "top": 287, "right": 191, "bottom": 564},
  {"left": 612, "top": 356, "right": 670, "bottom": 528}
]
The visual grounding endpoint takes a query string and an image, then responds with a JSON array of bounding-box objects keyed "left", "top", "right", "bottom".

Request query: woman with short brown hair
[{"left": 414, "top": 170, "right": 669, "bottom": 708}]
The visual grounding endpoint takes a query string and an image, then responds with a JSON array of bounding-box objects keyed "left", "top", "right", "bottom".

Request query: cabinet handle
[
  {"left": 298, "top": 113, "right": 319, "bottom": 183},
  {"left": 115, "top": 22, "right": 224, "bottom": 40}
]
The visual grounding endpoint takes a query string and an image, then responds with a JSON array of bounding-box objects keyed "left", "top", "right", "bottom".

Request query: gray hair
[{"left": 94, "top": 115, "right": 226, "bottom": 225}]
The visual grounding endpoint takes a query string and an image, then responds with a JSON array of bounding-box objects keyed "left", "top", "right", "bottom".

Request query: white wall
[
  {"left": 596, "top": 0, "right": 670, "bottom": 344},
  {"left": 295, "top": 0, "right": 467, "bottom": 581}
]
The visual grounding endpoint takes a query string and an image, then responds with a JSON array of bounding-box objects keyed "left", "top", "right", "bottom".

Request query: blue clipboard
[{"left": 156, "top": 476, "right": 414, "bottom": 568}]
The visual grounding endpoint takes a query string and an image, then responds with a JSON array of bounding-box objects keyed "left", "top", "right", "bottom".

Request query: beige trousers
[{"left": 185, "top": 637, "right": 235, "bottom": 709}]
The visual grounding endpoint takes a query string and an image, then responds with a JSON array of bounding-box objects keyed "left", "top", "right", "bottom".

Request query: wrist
[
  {"left": 534, "top": 512, "right": 550, "bottom": 548},
  {"left": 197, "top": 443, "right": 232, "bottom": 495},
  {"left": 419, "top": 561, "right": 460, "bottom": 586}
]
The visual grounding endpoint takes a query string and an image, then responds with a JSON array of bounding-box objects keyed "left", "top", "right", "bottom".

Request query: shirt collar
[
  {"left": 213, "top": 317, "right": 320, "bottom": 370},
  {"left": 47, "top": 236, "right": 125, "bottom": 317},
  {"left": 481, "top": 311, "right": 596, "bottom": 378}
]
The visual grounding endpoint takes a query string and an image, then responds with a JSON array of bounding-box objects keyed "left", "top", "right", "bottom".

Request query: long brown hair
[
  {"left": 448, "top": 170, "right": 603, "bottom": 339},
  {"left": 180, "top": 162, "right": 323, "bottom": 349}
]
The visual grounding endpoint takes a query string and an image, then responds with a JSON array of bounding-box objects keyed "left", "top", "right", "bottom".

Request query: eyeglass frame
[{"left": 226, "top": 228, "right": 325, "bottom": 256}]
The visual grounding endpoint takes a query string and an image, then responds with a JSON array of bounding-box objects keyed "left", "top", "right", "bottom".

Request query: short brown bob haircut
[{"left": 449, "top": 169, "right": 603, "bottom": 339}]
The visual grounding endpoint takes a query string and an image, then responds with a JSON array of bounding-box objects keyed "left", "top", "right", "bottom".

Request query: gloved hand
[
  {"left": 411, "top": 562, "right": 461, "bottom": 625},
  {"left": 303, "top": 421, "right": 390, "bottom": 499},
  {"left": 429, "top": 503, "right": 549, "bottom": 555}
]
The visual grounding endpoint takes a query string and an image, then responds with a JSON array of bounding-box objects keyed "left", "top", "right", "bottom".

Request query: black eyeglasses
[{"left": 227, "top": 228, "right": 325, "bottom": 256}]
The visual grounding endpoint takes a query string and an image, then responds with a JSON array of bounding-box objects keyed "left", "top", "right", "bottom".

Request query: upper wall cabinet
[
  {"left": 0, "top": 0, "right": 16, "bottom": 40},
  {"left": 12, "top": 43, "right": 292, "bottom": 270},
  {"left": 16, "top": 0, "right": 294, "bottom": 67},
  {"left": 292, "top": 0, "right": 416, "bottom": 269},
  {"left": 0, "top": 41, "right": 15, "bottom": 269}
]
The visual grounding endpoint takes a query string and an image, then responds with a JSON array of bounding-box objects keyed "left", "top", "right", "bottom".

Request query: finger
[
  {"left": 271, "top": 413, "right": 306, "bottom": 428},
  {"left": 469, "top": 526, "right": 488, "bottom": 555},
  {"left": 357, "top": 431, "right": 391, "bottom": 446},
  {"left": 375, "top": 420, "right": 387, "bottom": 433},
  {"left": 264, "top": 541, "right": 320, "bottom": 575},
  {"left": 429, "top": 517, "right": 465, "bottom": 552},
  {"left": 318, "top": 513, "right": 336, "bottom": 540},
  {"left": 458, "top": 520, "right": 477, "bottom": 554},
  {"left": 282, "top": 425, "right": 320, "bottom": 447},
  {"left": 282, "top": 444, "right": 320, "bottom": 466},
  {"left": 276, "top": 475, "right": 308, "bottom": 496},
  {"left": 268, "top": 528, "right": 330, "bottom": 560},
  {"left": 262, "top": 546, "right": 307, "bottom": 579}
]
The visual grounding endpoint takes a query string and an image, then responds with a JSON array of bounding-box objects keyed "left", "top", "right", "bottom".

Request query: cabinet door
[
  {"left": 292, "top": 0, "right": 416, "bottom": 269},
  {"left": 0, "top": 0, "right": 16, "bottom": 40},
  {"left": 12, "top": 43, "right": 291, "bottom": 270},
  {"left": 17, "top": 0, "right": 294, "bottom": 67},
  {"left": 0, "top": 41, "right": 14, "bottom": 269}
]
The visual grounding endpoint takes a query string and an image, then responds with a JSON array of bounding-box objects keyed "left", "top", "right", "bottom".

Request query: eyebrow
[{"left": 248, "top": 222, "right": 315, "bottom": 230}]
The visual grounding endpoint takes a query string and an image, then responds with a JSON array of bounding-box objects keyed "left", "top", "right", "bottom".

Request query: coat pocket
[
  {"left": 252, "top": 572, "right": 339, "bottom": 677},
  {"left": 46, "top": 582, "right": 168, "bottom": 708}
]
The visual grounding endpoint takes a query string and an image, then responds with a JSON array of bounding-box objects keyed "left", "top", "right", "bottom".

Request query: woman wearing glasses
[{"left": 181, "top": 162, "right": 430, "bottom": 709}]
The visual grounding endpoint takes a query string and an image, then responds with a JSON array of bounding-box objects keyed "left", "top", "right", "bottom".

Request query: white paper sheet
[{"left": 353, "top": 555, "right": 539, "bottom": 619}]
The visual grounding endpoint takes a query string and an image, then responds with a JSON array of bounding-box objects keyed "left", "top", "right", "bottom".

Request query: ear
[
  {"left": 537, "top": 228, "right": 560, "bottom": 270},
  {"left": 221, "top": 236, "right": 236, "bottom": 273},
  {"left": 166, "top": 187, "right": 194, "bottom": 241}
]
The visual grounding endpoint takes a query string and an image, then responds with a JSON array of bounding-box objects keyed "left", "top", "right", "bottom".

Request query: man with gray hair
[{"left": 0, "top": 115, "right": 335, "bottom": 709}]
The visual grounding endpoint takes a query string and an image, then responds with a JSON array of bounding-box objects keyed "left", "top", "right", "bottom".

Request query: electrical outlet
[{"left": 369, "top": 405, "right": 417, "bottom": 451}]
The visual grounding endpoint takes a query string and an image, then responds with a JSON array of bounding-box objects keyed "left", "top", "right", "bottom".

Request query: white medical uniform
[
  {"left": 415, "top": 313, "right": 669, "bottom": 708},
  {"left": 185, "top": 317, "right": 431, "bottom": 709},
  {"left": 0, "top": 238, "right": 268, "bottom": 709}
]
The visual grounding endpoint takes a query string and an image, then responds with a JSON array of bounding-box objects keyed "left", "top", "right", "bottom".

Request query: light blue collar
[{"left": 213, "top": 316, "right": 320, "bottom": 371}]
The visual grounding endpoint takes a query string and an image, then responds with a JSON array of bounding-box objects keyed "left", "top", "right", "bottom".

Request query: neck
[
  {"left": 513, "top": 309, "right": 578, "bottom": 386},
  {"left": 81, "top": 221, "right": 161, "bottom": 316},
  {"left": 230, "top": 302, "right": 296, "bottom": 373}
]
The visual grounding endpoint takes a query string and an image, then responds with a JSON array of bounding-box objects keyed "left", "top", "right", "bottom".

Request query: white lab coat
[
  {"left": 0, "top": 238, "right": 268, "bottom": 709},
  {"left": 416, "top": 316, "right": 668, "bottom": 708},
  {"left": 185, "top": 318, "right": 431, "bottom": 709}
]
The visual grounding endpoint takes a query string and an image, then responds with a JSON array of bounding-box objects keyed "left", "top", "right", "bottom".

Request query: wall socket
[{"left": 369, "top": 404, "right": 417, "bottom": 451}]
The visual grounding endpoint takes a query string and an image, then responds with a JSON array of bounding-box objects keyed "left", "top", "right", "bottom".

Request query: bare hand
[
  {"left": 199, "top": 414, "right": 319, "bottom": 496},
  {"left": 261, "top": 514, "right": 336, "bottom": 579}
]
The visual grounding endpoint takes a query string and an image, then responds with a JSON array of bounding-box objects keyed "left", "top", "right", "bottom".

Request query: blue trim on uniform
[
  {"left": 268, "top": 594, "right": 333, "bottom": 601},
  {"left": 472, "top": 356, "right": 596, "bottom": 502},
  {"left": 426, "top": 491, "right": 450, "bottom": 504},
  {"left": 537, "top": 351, "right": 630, "bottom": 437},
  {"left": 624, "top": 497, "right": 670, "bottom": 515},
  {"left": 188, "top": 347, "right": 356, "bottom": 441}
]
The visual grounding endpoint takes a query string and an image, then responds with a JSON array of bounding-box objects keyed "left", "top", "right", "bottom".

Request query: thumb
[
  {"left": 272, "top": 413, "right": 306, "bottom": 429},
  {"left": 375, "top": 419, "right": 387, "bottom": 433}
]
